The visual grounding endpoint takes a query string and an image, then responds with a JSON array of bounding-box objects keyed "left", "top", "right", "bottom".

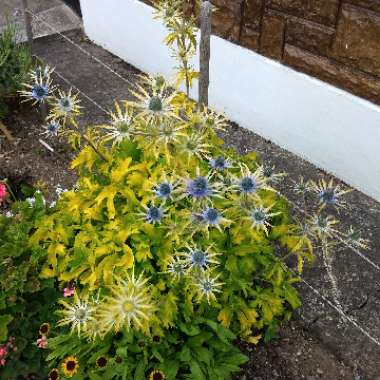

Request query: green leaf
[{"left": 0, "top": 314, "right": 13, "bottom": 342}]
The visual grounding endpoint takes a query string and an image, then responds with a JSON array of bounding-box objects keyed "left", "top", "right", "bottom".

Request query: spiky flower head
[
  {"left": 179, "top": 245, "right": 219, "bottom": 272},
  {"left": 29, "top": 65, "right": 54, "bottom": 82},
  {"left": 309, "top": 214, "right": 338, "bottom": 239},
  {"left": 57, "top": 292, "right": 95, "bottom": 337},
  {"left": 41, "top": 121, "right": 60, "bottom": 137},
  {"left": 156, "top": 121, "right": 187, "bottom": 147},
  {"left": 345, "top": 226, "right": 370, "bottom": 250},
  {"left": 130, "top": 77, "right": 176, "bottom": 123},
  {"left": 49, "top": 88, "right": 81, "bottom": 123},
  {"left": 312, "top": 178, "right": 350, "bottom": 210},
  {"left": 20, "top": 71, "right": 53, "bottom": 105},
  {"left": 185, "top": 169, "right": 221, "bottom": 202},
  {"left": 235, "top": 164, "right": 270, "bottom": 196},
  {"left": 153, "top": 174, "right": 179, "bottom": 201},
  {"left": 259, "top": 164, "right": 286, "bottom": 184},
  {"left": 191, "top": 107, "right": 228, "bottom": 132},
  {"left": 138, "top": 204, "right": 166, "bottom": 224},
  {"left": 178, "top": 132, "right": 210, "bottom": 161},
  {"left": 293, "top": 176, "right": 312, "bottom": 195},
  {"left": 248, "top": 204, "right": 280, "bottom": 235},
  {"left": 166, "top": 257, "right": 187, "bottom": 279},
  {"left": 96, "top": 271, "right": 155, "bottom": 335},
  {"left": 195, "top": 273, "right": 223, "bottom": 303},
  {"left": 101, "top": 102, "right": 135, "bottom": 145},
  {"left": 209, "top": 155, "right": 232, "bottom": 171}
]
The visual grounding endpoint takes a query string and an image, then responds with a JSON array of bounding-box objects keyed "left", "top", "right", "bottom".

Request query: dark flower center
[
  {"left": 252, "top": 210, "right": 266, "bottom": 223},
  {"left": 214, "top": 156, "right": 226, "bottom": 168},
  {"left": 40, "top": 324, "right": 49, "bottom": 334},
  {"left": 153, "top": 335, "right": 161, "bottom": 343},
  {"left": 149, "top": 96, "right": 163, "bottom": 112},
  {"left": 189, "top": 176, "right": 209, "bottom": 197},
  {"left": 33, "top": 85, "right": 48, "bottom": 98},
  {"left": 66, "top": 360, "right": 76, "bottom": 371},
  {"left": 240, "top": 177, "right": 257, "bottom": 193},
  {"left": 204, "top": 208, "right": 219, "bottom": 223},
  {"left": 158, "top": 183, "right": 171, "bottom": 196},
  {"left": 115, "top": 356, "right": 123, "bottom": 363},
  {"left": 148, "top": 206, "right": 161, "bottom": 221},
  {"left": 49, "top": 370, "right": 59, "bottom": 380},
  {"left": 191, "top": 250, "right": 207, "bottom": 267},
  {"left": 153, "top": 373, "right": 164, "bottom": 380},
  {"left": 202, "top": 280, "right": 213, "bottom": 292},
  {"left": 320, "top": 189, "right": 336, "bottom": 204},
  {"left": 96, "top": 357, "right": 107, "bottom": 368},
  {"left": 263, "top": 166, "right": 273, "bottom": 178}
]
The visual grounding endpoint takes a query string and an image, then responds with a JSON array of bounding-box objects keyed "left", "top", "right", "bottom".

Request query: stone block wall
[{"left": 208, "top": 0, "right": 380, "bottom": 105}]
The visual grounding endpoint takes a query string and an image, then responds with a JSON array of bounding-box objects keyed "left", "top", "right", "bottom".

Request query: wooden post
[
  {"left": 199, "top": 1, "right": 212, "bottom": 108},
  {"left": 21, "top": 0, "right": 33, "bottom": 51},
  {"left": 40, "top": 102, "right": 48, "bottom": 122}
]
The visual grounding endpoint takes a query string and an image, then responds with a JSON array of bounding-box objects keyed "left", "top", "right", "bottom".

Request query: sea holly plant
[
  {"left": 29, "top": 75, "right": 311, "bottom": 379},
  {"left": 154, "top": 0, "right": 201, "bottom": 96}
]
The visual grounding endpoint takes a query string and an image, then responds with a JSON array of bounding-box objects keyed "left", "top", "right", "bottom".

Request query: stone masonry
[{"left": 206, "top": 0, "right": 380, "bottom": 105}]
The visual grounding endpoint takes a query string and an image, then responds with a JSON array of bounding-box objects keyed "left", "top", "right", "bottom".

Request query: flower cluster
[
  {"left": 0, "top": 183, "right": 7, "bottom": 205},
  {"left": 0, "top": 337, "right": 16, "bottom": 367}
]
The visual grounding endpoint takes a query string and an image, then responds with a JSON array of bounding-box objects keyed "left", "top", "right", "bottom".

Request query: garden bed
[{"left": 1, "top": 27, "right": 379, "bottom": 379}]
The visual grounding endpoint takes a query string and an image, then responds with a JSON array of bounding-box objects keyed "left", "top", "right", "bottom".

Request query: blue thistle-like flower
[
  {"left": 239, "top": 176, "right": 257, "bottom": 194},
  {"left": 187, "top": 176, "right": 211, "bottom": 199},
  {"left": 319, "top": 188, "right": 337, "bottom": 205},
  {"left": 201, "top": 208, "right": 220, "bottom": 225},
  {"left": 155, "top": 182, "right": 172, "bottom": 199},
  {"left": 31, "top": 84, "right": 49, "bottom": 102},
  {"left": 190, "top": 249, "right": 209, "bottom": 269},
  {"left": 179, "top": 246, "right": 220, "bottom": 271},
  {"left": 145, "top": 206, "right": 163, "bottom": 223},
  {"left": 209, "top": 156, "right": 230, "bottom": 171},
  {"left": 41, "top": 121, "right": 60, "bottom": 137},
  {"left": 58, "top": 96, "right": 74, "bottom": 113}
]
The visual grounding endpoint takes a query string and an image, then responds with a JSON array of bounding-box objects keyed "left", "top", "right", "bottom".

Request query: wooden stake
[
  {"left": 21, "top": 0, "right": 33, "bottom": 51},
  {"left": 0, "top": 121, "right": 14, "bottom": 142},
  {"left": 199, "top": 1, "right": 212, "bottom": 108}
]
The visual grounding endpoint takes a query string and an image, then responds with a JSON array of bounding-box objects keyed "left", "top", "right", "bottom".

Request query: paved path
[{"left": 0, "top": 0, "right": 80, "bottom": 40}]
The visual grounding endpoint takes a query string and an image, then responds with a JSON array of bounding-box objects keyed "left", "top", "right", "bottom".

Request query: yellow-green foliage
[{"left": 31, "top": 78, "right": 306, "bottom": 343}]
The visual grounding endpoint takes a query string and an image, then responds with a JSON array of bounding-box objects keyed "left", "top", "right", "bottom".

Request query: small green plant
[
  {"left": 0, "top": 192, "right": 59, "bottom": 378},
  {"left": 47, "top": 316, "right": 247, "bottom": 379},
  {"left": 0, "top": 21, "right": 32, "bottom": 118}
]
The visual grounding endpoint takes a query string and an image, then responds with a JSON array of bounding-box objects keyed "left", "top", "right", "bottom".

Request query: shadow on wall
[{"left": 62, "top": 0, "right": 82, "bottom": 17}]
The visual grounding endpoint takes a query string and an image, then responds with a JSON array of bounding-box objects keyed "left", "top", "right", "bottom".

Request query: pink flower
[
  {"left": 0, "top": 358, "right": 5, "bottom": 367},
  {"left": 0, "top": 183, "right": 7, "bottom": 204},
  {"left": 0, "top": 347, "right": 7, "bottom": 357},
  {"left": 36, "top": 336, "right": 48, "bottom": 349},
  {"left": 63, "top": 284, "right": 75, "bottom": 297}
]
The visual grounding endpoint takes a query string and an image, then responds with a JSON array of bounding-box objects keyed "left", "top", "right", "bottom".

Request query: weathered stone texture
[
  {"left": 286, "top": 19, "right": 334, "bottom": 56},
  {"left": 204, "top": 0, "right": 380, "bottom": 105},
  {"left": 240, "top": 27, "right": 260, "bottom": 51},
  {"left": 210, "top": 0, "right": 243, "bottom": 42},
  {"left": 260, "top": 14, "right": 286, "bottom": 60},
  {"left": 332, "top": 4, "right": 380, "bottom": 77},
  {"left": 284, "top": 44, "right": 380, "bottom": 104},
  {"left": 244, "top": 0, "right": 263, "bottom": 30},
  {"left": 346, "top": 0, "right": 380, "bottom": 13},
  {"left": 269, "top": 0, "right": 340, "bottom": 25}
]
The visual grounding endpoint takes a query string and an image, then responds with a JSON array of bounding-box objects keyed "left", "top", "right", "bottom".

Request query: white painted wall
[{"left": 80, "top": 0, "right": 380, "bottom": 201}]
